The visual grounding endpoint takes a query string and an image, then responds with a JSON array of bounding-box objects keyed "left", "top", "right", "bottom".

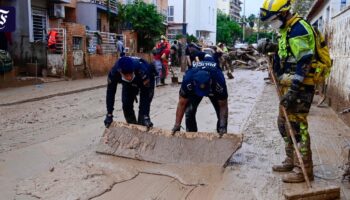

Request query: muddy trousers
[
  {"left": 278, "top": 85, "right": 315, "bottom": 174},
  {"left": 185, "top": 96, "right": 221, "bottom": 132},
  {"left": 121, "top": 80, "right": 155, "bottom": 125}
]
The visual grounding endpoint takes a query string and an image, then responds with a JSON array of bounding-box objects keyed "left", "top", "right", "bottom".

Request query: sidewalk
[
  {"left": 0, "top": 76, "right": 107, "bottom": 106},
  {"left": 0, "top": 67, "right": 185, "bottom": 106}
]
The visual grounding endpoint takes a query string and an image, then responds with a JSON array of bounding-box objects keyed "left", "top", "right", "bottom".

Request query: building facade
[
  {"left": 167, "top": 0, "right": 217, "bottom": 45},
  {"left": 217, "top": 0, "right": 230, "bottom": 15},
  {"left": 306, "top": 0, "right": 350, "bottom": 126},
  {"left": 0, "top": 0, "right": 121, "bottom": 81},
  {"left": 229, "top": 0, "right": 242, "bottom": 22}
]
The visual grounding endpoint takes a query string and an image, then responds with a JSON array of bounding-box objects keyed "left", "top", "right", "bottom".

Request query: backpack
[
  {"left": 288, "top": 17, "right": 332, "bottom": 84},
  {"left": 310, "top": 28, "right": 332, "bottom": 84}
]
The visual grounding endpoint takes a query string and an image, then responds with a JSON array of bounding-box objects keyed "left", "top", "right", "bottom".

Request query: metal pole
[
  {"left": 182, "top": 0, "right": 187, "bottom": 35},
  {"left": 243, "top": 0, "right": 246, "bottom": 42}
]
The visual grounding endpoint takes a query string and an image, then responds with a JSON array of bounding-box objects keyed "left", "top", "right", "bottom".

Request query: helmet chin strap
[{"left": 278, "top": 11, "right": 292, "bottom": 29}]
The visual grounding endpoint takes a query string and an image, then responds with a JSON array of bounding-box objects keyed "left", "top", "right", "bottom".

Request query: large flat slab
[{"left": 96, "top": 122, "right": 243, "bottom": 166}]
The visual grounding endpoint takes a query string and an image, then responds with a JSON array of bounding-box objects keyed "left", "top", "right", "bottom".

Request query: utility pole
[
  {"left": 182, "top": 0, "right": 187, "bottom": 35},
  {"left": 257, "top": 12, "right": 260, "bottom": 43},
  {"left": 181, "top": 0, "right": 187, "bottom": 72},
  {"left": 242, "top": 0, "right": 246, "bottom": 42}
]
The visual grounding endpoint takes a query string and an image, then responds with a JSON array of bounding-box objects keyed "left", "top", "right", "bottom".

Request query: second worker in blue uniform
[{"left": 172, "top": 55, "right": 229, "bottom": 137}]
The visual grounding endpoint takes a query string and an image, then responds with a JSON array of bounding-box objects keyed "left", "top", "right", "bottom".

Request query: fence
[
  {"left": 86, "top": 30, "right": 123, "bottom": 54},
  {"left": 90, "top": 0, "right": 118, "bottom": 13}
]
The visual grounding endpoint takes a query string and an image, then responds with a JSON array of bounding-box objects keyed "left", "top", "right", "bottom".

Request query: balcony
[
  {"left": 50, "top": 0, "right": 71, "bottom": 3},
  {"left": 80, "top": 0, "right": 118, "bottom": 13},
  {"left": 158, "top": 7, "right": 168, "bottom": 24}
]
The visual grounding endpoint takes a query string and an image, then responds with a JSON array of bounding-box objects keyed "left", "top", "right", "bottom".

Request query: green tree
[
  {"left": 186, "top": 34, "right": 198, "bottom": 43},
  {"left": 216, "top": 10, "right": 242, "bottom": 46},
  {"left": 116, "top": 1, "right": 166, "bottom": 52},
  {"left": 245, "top": 32, "right": 276, "bottom": 44},
  {"left": 247, "top": 14, "right": 256, "bottom": 28}
]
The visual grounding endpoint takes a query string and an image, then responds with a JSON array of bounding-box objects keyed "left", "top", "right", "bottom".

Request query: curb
[{"left": 0, "top": 84, "right": 106, "bottom": 107}]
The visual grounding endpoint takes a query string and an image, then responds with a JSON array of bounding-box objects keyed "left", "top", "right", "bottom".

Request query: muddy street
[{"left": 1, "top": 69, "right": 349, "bottom": 199}]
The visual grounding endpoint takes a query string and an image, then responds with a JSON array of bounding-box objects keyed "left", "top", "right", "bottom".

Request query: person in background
[
  {"left": 153, "top": 35, "right": 170, "bottom": 86},
  {"left": 116, "top": 36, "right": 125, "bottom": 58}
]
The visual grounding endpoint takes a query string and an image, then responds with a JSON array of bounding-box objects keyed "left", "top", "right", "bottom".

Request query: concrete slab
[{"left": 97, "top": 122, "right": 243, "bottom": 166}]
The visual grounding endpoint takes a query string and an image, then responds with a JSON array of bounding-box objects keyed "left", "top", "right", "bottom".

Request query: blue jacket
[
  {"left": 106, "top": 57, "right": 155, "bottom": 114},
  {"left": 180, "top": 61, "right": 228, "bottom": 100}
]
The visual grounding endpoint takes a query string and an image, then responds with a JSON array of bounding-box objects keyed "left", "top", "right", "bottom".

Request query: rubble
[{"left": 221, "top": 45, "right": 270, "bottom": 72}]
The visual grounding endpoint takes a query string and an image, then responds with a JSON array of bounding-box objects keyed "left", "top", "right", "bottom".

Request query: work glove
[
  {"left": 142, "top": 116, "right": 153, "bottom": 129},
  {"left": 171, "top": 124, "right": 181, "bottom": 135},
  {"left": 280, "top": 89, "right": 298, "bottom": 110},
  {"left": 104, "top": 114, "right": 113, "bottom": 128}
]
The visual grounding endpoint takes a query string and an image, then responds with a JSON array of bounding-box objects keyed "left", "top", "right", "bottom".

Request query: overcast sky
[{"left": 241, "top": 0, "right": 264, "bottom": 17}]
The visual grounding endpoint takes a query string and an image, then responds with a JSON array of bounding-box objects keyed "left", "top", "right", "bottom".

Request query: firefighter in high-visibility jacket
[{"left": 260, "top": 0, "right": 316, "bottom": 183}]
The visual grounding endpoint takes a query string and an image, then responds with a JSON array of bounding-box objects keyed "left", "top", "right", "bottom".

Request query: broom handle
[{"left": 267, "top": 54, "right": 312, "bottom": 188}]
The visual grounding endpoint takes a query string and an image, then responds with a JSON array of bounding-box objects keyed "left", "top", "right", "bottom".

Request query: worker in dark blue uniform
[
  {"left": 172, "top": 55, "right": 229, "bottom": 136},
  {"left": 104, "top": 56, "right": 156, "bottom": 128}
]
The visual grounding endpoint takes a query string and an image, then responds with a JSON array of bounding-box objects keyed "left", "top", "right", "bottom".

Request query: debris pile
[{"left": 221, "top": 45, "right": 270, "bottom": 71}]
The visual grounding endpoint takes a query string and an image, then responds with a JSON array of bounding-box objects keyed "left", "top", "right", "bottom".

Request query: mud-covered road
[{"left": 1, "top": 69, "right": 349, "bottom": 199}]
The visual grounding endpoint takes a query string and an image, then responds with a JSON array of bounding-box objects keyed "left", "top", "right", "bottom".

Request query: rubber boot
[
  {"left": 272, "top": 139, "right": 294, "bottom": 172},
  {"left": 272, "top": 157, "right": 294, "bottom": 172},
  {"left": 282, "top": 153, "right": 313, "bottom": 183},
  {"left": 282, "top": 165, "right": 314, "bottom": 183}
]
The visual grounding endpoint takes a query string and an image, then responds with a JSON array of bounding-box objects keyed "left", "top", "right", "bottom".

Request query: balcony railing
[
  {"left": 89, "top": 0, "right": 118, "bottom": 13},
  {"left": 86, "top": 30, "right": 119, "bottom": 54},
  {"left": 50, "top": 0, "right": 71, "bottom": 3}
]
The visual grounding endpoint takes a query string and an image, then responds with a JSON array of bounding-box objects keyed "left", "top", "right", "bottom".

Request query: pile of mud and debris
[{"left": 221, "top": 45, "right": 271, "bottom": 72}]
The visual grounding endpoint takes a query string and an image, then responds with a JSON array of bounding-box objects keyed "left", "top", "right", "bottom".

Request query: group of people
[
  {"left": 104, "top": 0, "right": 319, "bottom": 184},
  {"left": 104, "top": 42, "right": 229, "bottom": 137}
]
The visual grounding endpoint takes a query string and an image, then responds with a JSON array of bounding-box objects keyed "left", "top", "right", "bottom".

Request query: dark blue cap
[
  {"left": 117, "top": 57, "right": 134, "bottom": 73},
  {"left": 193, "top": 70, "right": 211, "bottom": 97}
]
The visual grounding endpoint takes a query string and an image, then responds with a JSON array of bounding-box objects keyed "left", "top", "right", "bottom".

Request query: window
[
  {"left": 73, "top": 36, "right": 83, "bottom": 50},
  {"left": 341, "top": 0, "right": 347, "bottom": 9},
  {"left": 32, "top": 8, "right": 47, "bottom": 41},
  {"left": 168, "top": 6, "right": 174, "bottom": 22}
]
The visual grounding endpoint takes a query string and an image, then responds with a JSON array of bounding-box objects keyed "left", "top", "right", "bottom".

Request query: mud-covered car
[{"left": 0, "top": 50, "right": 13, "bottom": 73}]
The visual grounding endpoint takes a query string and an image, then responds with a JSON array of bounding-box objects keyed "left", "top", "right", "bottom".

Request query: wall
[
  {"left": 123, "top": 30, "right": 138, "bottom": 54},
  {"left": 328, "top": 8, "right": 350, "bottom": 126},
  {"left": 168, "top": 0, "right": 183, "bottom": 23},
  {"left": 88, "top": 54, "right": 118, "bottom": 76},
  {"left": 2, "top": 0, "right": 38, "bottom": 66},
  {"left": 99, "top": 11, "right": 109, "bottom": 32},
  {"left": 217, "top": 0, "right": 230, "bottom": 15},
  {"left": 76, "top": 2, "right": 97, "bottom": 30},
  {"left": 62, "top": 22, "right": 86, "bottom": 79},
  {"left": 308, "top": 1, "right": 331, "bottom": 33},
  {"left": 186, "top": 0, "right": 217, "bottom": 44}
]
